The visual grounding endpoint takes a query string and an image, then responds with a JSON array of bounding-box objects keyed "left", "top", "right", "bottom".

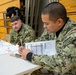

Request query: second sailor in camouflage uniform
[
  {"left": 18, "top": 2, "right": 76, "bottom": 75},
  {"left": 10, "top": 16, "right": 35, "bottom": 46}
]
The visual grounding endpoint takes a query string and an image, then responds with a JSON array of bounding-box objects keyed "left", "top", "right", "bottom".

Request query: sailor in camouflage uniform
[
  {"left": 10, "top": 16, "right": 35, "bottom": 46},
  {"left": 18, "top": 2, "right": 76, "bottom": 75}
]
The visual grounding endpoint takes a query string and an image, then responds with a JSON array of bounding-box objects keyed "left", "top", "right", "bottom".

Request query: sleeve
[
  {"left": 26, "top": 52, "right": 33, "bottom": 62},
  {"left": 22, "top": 27, "right": 35, "bottom": 46},
  {"left": 10, "top": 31, "right": 15, "bottom": 45},
  {"left": 31, "top": 31, "right": 76, "bottom": 74}
]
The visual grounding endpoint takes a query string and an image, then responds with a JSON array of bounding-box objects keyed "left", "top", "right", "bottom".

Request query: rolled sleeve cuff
[{"left": 26, "top": 52, "right": 33, "bottom": 62}]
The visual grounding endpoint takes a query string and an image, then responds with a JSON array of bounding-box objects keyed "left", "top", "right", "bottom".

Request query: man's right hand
[{"left": 18, "top": 46, "right": 25, "bottom": 54}]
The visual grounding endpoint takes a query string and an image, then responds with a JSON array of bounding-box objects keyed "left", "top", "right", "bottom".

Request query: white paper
[
  {"left": 25, "top": 40, "right": 56, "bottom": 56},
  {"left": 0, "top": 40, "right": 18, "bottom": 55}
]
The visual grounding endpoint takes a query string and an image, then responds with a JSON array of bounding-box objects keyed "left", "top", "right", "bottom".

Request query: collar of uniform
[{"left": 16, "top": 23, "right": 24, "bottom": 33}]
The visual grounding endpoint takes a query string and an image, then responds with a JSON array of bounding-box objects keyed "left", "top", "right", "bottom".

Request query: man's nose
[
  {"left": 13, "top": 25, "right": 16, "bottom": 28},
  {"left": 43, "top": 24, "right": 46, "bottom": 28}
]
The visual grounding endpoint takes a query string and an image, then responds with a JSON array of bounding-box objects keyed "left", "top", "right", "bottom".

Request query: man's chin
[
  {"left": 15, "top": 29, "right": 18, "bottom": 31},
  {"left": 48, "top": 31, "right": 53, "bottom": 33},
  {"left": 46, "top": 29, "right": 52, "bottom": 33}
]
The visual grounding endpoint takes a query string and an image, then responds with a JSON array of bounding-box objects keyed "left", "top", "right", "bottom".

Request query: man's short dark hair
[
  {"left": 41, "top": 2, "right": 67, "bottom": 22},
  {"left": 10, "top": 15, "right": 21, "bottom": 22}
]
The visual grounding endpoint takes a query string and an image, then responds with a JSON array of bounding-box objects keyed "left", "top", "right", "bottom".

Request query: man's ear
[{"left": 57, "top": 18, "right": 64, "bottom": 27}]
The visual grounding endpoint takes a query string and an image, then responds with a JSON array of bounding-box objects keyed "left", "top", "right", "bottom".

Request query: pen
[{"left": 20, "top": 39, "right": 22, "bottom": 46}]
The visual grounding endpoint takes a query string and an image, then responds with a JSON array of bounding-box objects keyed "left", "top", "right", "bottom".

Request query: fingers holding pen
[
  {"left": 18, "top": 45, "right": 31, "bottom": 60},
  {"left": 18, "top": 46, "right": 25, "bottom": 54}
]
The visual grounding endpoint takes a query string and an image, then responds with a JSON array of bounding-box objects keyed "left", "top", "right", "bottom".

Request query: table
[{"left": 0, "top": 54, "right": 41, "bottom": 75}]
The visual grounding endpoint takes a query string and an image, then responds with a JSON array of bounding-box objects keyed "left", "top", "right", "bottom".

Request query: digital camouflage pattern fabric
[
  {"left": 31, "top": 18, "right": 76, "bottom": 75},
  {"left": 10, "top": 23, "right": 35, "bottom": 46}
]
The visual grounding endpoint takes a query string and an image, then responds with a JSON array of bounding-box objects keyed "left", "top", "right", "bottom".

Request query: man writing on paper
[
  {"left": 10, "top": 16, "right": 35, "bottom": 46},
  {"left": 18, "top": 2, "right": 76, "bottom": 75}
]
